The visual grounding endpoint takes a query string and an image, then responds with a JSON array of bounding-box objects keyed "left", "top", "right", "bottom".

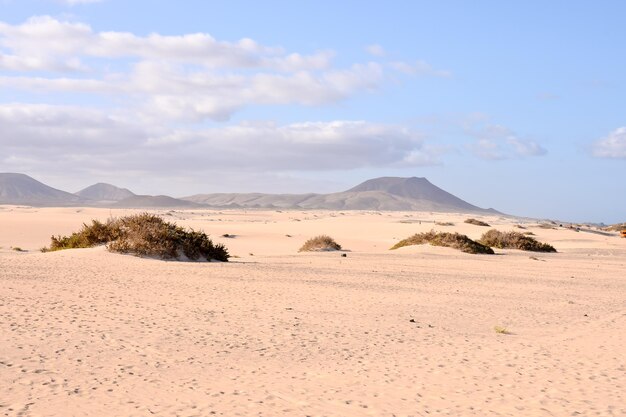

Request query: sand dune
[{"left": 0, "top": 207, "right": 624, "bottom": 416}]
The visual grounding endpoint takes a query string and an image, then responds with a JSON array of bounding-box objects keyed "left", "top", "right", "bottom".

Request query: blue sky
[{"left": 0, "top": 0, "right": 624, "bottom": 223}]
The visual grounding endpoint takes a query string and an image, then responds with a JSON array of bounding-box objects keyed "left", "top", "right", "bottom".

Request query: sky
[{"left": 0, "top": 0, "right": 624, "bottom": 223}]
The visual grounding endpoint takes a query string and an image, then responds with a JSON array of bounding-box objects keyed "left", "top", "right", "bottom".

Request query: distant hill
[
  {"left": 182, "top": 192, "right": 320, "bottom": 209},
  {"left": 0, "top": 174, "right": 196, "bottom": 208},
  {"left": 184, "top": 177, "right": 499, "bottom": 214},
  {"left": 343, "top": 177, "right": 491, "bottom": 212},
  {"left": 75, "top": 183, "right": 135, "bottom": 202},
  {"left": 0, "top": 173, "right": 83, "bottom": 206},
  {"left": 0, "top": 174, "right": 499, "bottom": 214},
  {"left": 114, "top": 195, "right": 200, "bottom": 208}
]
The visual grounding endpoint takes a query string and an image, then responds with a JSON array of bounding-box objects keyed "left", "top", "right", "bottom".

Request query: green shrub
[
  {"left": 464, "top": 218, "right": 490, "bottom": 227},
  {"left": 479, "top": 229, "right": 556, "bottom": 252},
  {"left": 43, "top": 213, "right": 229, "bottom": 261},
  {"left": 299, "top": 235, "right": 342, "bottom": 252},
  {"left": 391, "top": 230, "right": 494, "bottom": 254}
]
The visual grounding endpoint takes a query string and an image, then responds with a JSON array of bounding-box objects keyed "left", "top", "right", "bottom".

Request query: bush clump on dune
[
  {"left": 603, "top": 222, "right": 626, "bottom": 232},
  {"left": 299, "top": 235, "right": 342, "bottom": 252},
  {"left": 43, "top": 213, "right": 229, "bottom": 261},
  {"left": 434, "top": 221, "right": 454, "bottom": 226},
  {"left": 391, "top": 230, "right": 494, "bottom": 254},
  {"left": 478, "top": 229, "right": 556, "bottom": 253},
  {"left": 464, "top": 218, "right": 490, "bottom": 227},
  {"left": 47, "top": 218, "right": 121, "bottom": 250}
]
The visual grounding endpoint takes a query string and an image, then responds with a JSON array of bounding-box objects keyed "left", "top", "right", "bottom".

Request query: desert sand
[{"left": 0, "top": 206, "right": 624, "bottom": 416}]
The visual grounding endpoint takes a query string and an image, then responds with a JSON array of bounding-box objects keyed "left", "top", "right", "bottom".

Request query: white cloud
[
  {"left": 147, "top": 120, "right": 436, "bottom": 171},
  {"left": 365, "top": 44, "right": 386, "bottom": 57},
  {"left": 0, "top": 52, "right": 87, "bottom": 72},
  {"left": 130, "top": 61, "right": 384, "bottom": 121},
  {"left": 0, "top": 17, "right": 449, "bottom": 122},
  {"left": 0, "top": 60, "right": 385, "bottom": 122},
  {"left": 593, "top": 127, "right": 626, "bottom": 159},
  {"left": 0, "top": 103, "right": 155, "bottom": 150},
  {"left": 0, "top": 16, "right": 451, "bottom": 183},
  {"left": 0, "top": 75, "right": 113, "bottom": 93},
  {"left": 0, "top": 17, "right": 92, "bottom": 58},
  {"left": 0, "top": 16, "right": 329, "bottom": 71},
  {"left": 467, "top": 124, "right": 547, "bottom": 159},
  {"left": 471, "top": 138, "right": 505, "bottom": 160},
  {"left": 0, "top": 17, "right": 405, "bottom": 121},
  {"left": 0, "top": 104, "right": 439, "bottom": 176},
  {"left": 507, "top": 136, "right": 547, "bottom": 157}
]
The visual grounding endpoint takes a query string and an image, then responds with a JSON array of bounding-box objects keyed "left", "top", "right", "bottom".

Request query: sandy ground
[{"left": 0, "top": 206, "right": 624, "bottom": 417}]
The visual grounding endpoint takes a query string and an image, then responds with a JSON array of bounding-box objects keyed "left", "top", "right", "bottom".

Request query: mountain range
[
  {"left": 0, "top": 173, "right": 82, "bottom": 206},
  {"left": 0, "top": 173, "right": 499, "bottom": 214},
  {"left": 75, "top": 183, "right": 135, "bottom": 203}
]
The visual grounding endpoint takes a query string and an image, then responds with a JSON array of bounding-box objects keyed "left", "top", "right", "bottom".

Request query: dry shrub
[
  {"left": 43, "top": 213, "right": 229, "bottom": 261},
  {"left": 434, "top": 221, "right": 454, "bottom": 226},
  {"left": 299, "top": 235, "right": 342, "bottom": 252},
  {"left": 494, "top": 326, "right": 510, "bottom": 334},
  {"left": 603, "top": 222, "right": 626, "bottom": 232},
  {"left": 47, "top": 219, "right": 121, "bottom": 250},
  {"left": 391, "top": 230, "right": 494, "bottom": 254},
  {"left": 464, "top": 218, "right": 490, "bottom": 227},
  {"left": 479, "top": 229, "right": 556, "bottom": 252}
]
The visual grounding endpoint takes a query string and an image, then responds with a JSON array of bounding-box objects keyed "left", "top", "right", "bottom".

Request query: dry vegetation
[
  {"left": 494, "top": 326, "right": 511, "bottom": 335},
  {"left": 42, "top": 213, "right": 229, "bottom": 261},
  {"left": 478, "top": 229, "right": 556, "bottom": 252},
  {"left": 434, "top": 221, "right": 454, "bottom": 226},
  {"left": 299, "top": 235, "right": 342, "bottom": 252},
  {"left": 464, "top": 218, "right": 490, "bottom": 227},
  {"left": 603, "top": 222, "right": 626, "bottom": 232},
  {"left": 391, "top": 230, "right": 494, "bottom": 254}
]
